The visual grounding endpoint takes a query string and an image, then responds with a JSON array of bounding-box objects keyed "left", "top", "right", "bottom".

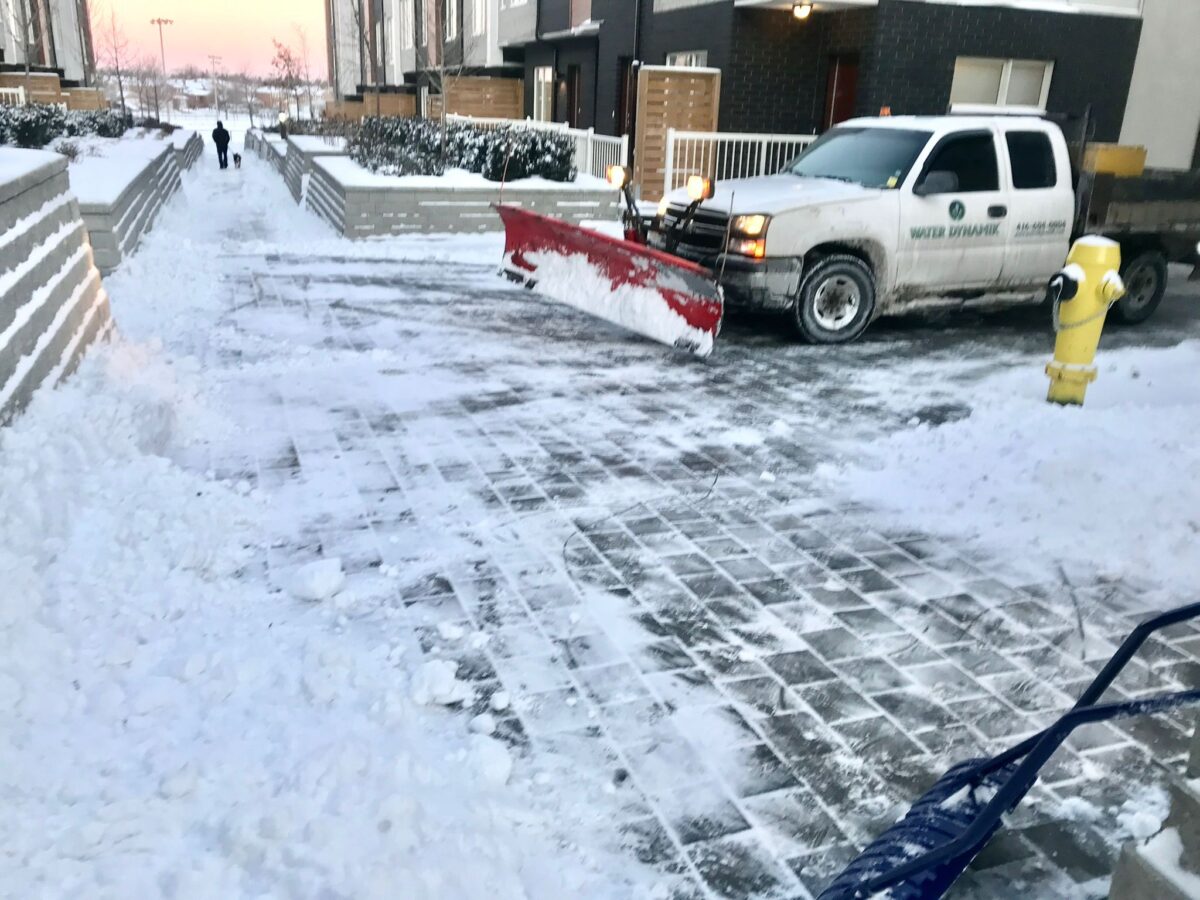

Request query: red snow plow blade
[{"left": 495, "top": 204, "right": 723, "bottom": 357}]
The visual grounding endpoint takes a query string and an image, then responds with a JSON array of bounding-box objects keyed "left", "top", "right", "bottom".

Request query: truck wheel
[
  {"left": 793, "top": 255, "right": 876, "bottom": 344},
  {"left": 1113, "top": 250, "right": 1167, "bottom": 324}
]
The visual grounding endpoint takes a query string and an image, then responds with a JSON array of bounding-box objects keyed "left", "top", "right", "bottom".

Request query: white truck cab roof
[{"left": 837, "top": 114, "right": 1060, "bottom": 135}]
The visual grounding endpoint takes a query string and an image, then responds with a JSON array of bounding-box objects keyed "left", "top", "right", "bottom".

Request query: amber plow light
[
  {"left": 606, "top": 165, "right": 629, "bottom": 190},
  {"left": 793, "top": 2, "right": 813, "bottom": 20},
  {"left": 686, "top": 175, "right": 715, "bottom": 202}
]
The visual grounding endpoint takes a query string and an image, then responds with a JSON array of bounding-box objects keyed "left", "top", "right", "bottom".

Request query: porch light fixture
[{"left": 792, "top": 2, "right": 813, "bottom": 20}]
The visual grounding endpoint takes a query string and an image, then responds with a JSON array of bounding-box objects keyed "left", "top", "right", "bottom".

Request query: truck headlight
[
  {"left": 657, "top": 197, "right": 669, "bottom": 218},
  {"left": 731, "top": 214, "right": 769, "bottom": 237},
  {"left": 728, "top": 237, "right": 766, "bottom": 259}
]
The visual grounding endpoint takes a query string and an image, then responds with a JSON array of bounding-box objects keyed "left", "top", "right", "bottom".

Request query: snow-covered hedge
[
  {"left": 0, "top": 105, "right": 128, "bottom": 149},
  {"left": 349, "top": 117, "right": 576, "bottom": 182}
]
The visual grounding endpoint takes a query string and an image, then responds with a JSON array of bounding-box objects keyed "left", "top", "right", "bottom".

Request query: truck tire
[
  {"left": 793, "top": 255, "right": 876, "bottom": 344},
  {"left": 1113, "top": 250, "right": 1167, "bottom": 325}
]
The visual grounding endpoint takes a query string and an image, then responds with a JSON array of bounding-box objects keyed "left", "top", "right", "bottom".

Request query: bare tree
[
  {"left": 4, "top": 0, "right": 38, "bottom": 97},
  {"left": 231, "top": 70, "right": 258, "bottom": 127},
  {"left": 98, "top": 5, "right": 130, "bottom": 115},
  {"left": 294, "top": 24, "right": 316, "bottom": 118},
  {"left": 271, "top": 39, "right": 303, "bottom": 119}
]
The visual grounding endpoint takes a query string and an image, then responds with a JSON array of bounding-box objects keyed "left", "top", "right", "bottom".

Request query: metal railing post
[
  {"left": 664, "top": 128, "right": 677, "bottom": 196},
  {"left": 620, "top": 133, "right": 630, "bottom": 167},
  {"left": 585, "top": 127, "right": 595, "bottom": 177},
  {"left": 758, "top": 136, "right": 768, "bottom": 176}
]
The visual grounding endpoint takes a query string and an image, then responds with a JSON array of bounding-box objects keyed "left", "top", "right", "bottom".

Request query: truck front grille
[{"left": 655, "top": 204, "right": 730, "bottom": 261}]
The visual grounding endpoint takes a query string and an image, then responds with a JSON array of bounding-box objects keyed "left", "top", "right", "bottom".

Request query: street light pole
[
  {"left": 208, "top": 54, "right": 223, "bottom": 116},
  {"left": 150, "top": 18, "right": 173, "bottom": 122}
]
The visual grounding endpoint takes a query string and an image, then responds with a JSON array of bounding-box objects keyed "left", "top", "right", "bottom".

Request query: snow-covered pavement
[{"left": 6, "top": 145, "right": 1200, "bottom": 900}]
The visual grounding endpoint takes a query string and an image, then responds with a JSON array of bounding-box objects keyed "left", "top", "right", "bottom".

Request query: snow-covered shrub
[
  {"left": 478, "top": 127, "right": 575, "bottom": 183},
  {"left": 55, "top": 139, "right": 81, "bottom": 163},
  {"left": 62, "top": 109, "right": 127, "bottom": 139},
  {"left": 0, "top": 103, "right": 67, "bottom": 148},
  {"left": 348, "top": 117, "right": 576, "bottom": 182}
]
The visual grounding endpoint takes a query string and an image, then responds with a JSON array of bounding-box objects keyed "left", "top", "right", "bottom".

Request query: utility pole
[
  {"left": 208, "top": 53, "right": 223, "bottom": 115},
  {"left": 150, "top": 18, "right": 173, "bottom": 122}
]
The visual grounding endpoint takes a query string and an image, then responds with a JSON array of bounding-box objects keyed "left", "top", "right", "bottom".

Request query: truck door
[
  {"left": 897, "top": 130, "right": 1008, "bottom": 294},
  {"left": 998, "top": 129, "right": 1074, "bottom": 289}
]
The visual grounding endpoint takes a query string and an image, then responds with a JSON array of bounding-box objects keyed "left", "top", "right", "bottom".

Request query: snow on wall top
[
  {"left": 316, "top": 156, "right": 609, "bottom": 191},
  {"left": 289, "top": 136, "right": 348, "bottom": 155},
  {"left": 0, "top": 148, "right": 64, "bottom": 201},
  {"left": 69, "top": 139, "right": 172, "bottom": 208}
]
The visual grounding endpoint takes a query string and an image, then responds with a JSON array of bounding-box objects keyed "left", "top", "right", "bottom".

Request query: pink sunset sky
[{"left": 97, "top": 0, "right": 327, "bottom": 79}]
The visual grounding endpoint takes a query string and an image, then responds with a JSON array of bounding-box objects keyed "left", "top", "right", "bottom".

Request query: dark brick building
[{"left": 499, "top": 0, "right": 1142, "bottom": 142}]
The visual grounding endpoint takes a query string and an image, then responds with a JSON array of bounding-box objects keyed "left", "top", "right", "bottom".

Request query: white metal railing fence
[
  {"left": 0, "top": 87, "right": 26, "bottom": 107},
  {"left": 663, "top": 129, "right": 818, "bottom": 196},
  {"left": 445, "top": 113, "right": 629, "bottom": 181}
]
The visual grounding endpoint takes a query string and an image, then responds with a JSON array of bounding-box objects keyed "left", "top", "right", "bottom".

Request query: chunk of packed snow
[
  {"left": 1139, "top": 829, "right": 1200, "bottom": 895},
  {"left": 287, "top": 557, "right": 345, "bottom": 601},
  {"left": 490, "top": 690, "right": 511, "bottom": 712},
  {"left": 411, "top": 659, "right": 475, "bottom": 706},
  {"left": 469, "top": 713, "right": 497, "bottom": 735},
  {"left": 470, "top": 735, "right": 513, "bottom": 786}
]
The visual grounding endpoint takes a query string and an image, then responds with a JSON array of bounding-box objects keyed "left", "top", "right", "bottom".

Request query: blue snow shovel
[{"left": 818, "top": 600, "right": 1200, "bottom": 900}]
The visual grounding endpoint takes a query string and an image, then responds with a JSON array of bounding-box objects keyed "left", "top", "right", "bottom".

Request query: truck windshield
[{"left": 786, "top": 127, "right": 932, "bottom": 189}]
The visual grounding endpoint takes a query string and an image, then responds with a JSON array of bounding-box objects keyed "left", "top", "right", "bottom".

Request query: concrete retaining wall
[
  {"left": 173, "top": 131, "right": 203, "bottom": 171},
  {"left": 0, "top": 149, "right": 111, "bottom": 423},
  {"left": 77, "top": 146, "right": 183, "bottom": 275},
  {"left": 262, "top": 138, "right": 287, "bottom": 174},
  {"left": 306, "top": 157, "right": 619, "bottom": 238},
  {"left": 284, "top": 136, "right": 347, "bottom": 204}
]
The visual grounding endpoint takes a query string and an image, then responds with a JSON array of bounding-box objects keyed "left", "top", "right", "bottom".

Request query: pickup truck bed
[{"left": 1082, "top": 169, "right": 1200, "bottom": 263}]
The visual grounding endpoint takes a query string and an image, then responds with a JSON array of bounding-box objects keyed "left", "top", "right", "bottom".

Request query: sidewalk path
[{"left": 20, "top": 150, "right": 1200, "bottom": 899}]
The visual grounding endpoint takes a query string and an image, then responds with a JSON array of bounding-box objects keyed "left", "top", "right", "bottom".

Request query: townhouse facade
[
  {"left": 0, "top": 0, "right": 95, "bottom": 85},
  {"left": 326, "top": 0, "right": 1200, "bottom": 170}
]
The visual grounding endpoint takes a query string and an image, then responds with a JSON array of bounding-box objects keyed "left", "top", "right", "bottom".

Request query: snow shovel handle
[{"left": 862, "top": 687, "right": 1200, "bottom": 898}]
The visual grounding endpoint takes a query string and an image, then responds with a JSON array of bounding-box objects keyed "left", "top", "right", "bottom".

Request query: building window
[
  {"left": 472, "top": 0, "right": 485, "bottom": 35},
  {"left": 950, "top": 57, "right": 1054, "bottom": 110},
  {"left": 444, "top": 0, "right": 459, "bottom": 39},
  {"left": 666, "top": 50, "right": 708, "bottom": 68},
  {"left": 533, "top": 66, "right": 553, "bottom": 122},
  {"left": 1006, "top": 131, "right": 1058, "bottom": 189},
  {"left": 401, "top": 0, "right": 414, "bottom": 49},
  {"left": 416, "top": 0, "right": 426, "bottom": 46}
]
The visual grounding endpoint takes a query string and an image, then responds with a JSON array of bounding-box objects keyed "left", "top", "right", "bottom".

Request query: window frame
[
  {"left": 444, "top": 0, "right": 459, "bottom": 40},
  {"left": 400, "top": 0, "right": 414, "bottom": 50},
  {"left": 951, "top": 57, "right": 1054, "bottom": 111},
  {"left": 472, "top": 0, "right": 485, "bottom": 36},
  {"left": 665, "top": 50, "right": 709, "bottom": 68},
  {"left": 915, "top": 129, "right": 1002, "bottom": 194},
  {"left": 1004, "top": 129, "right": 1058, "bottom": 190}
]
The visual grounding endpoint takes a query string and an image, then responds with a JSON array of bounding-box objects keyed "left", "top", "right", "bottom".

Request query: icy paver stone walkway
[{"left": 81, "top": 155, "right": 1200, "bottom": 900}]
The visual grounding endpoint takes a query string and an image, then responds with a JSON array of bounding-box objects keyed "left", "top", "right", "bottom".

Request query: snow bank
[
  {"left": 822, "top": 341, "right": 1200, "bottom": 599},
  {"left": 320, "top": 155, "right": 608, "bottom": 191},
  {"left": 67, "top": 136, "right": 171, "bottom": 207}
]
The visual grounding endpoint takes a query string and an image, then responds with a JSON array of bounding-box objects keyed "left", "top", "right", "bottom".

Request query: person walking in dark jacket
[{"left": 212, "top": 122, "right": 231, "bottom": 170}]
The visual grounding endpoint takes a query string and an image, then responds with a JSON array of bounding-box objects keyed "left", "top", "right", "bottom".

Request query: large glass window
[
  {"left": 922, "top": 133, "right": 999, "bottom": 193},
  {"left": 950, "top": 57, "right": 1053, "bottom": 110},
  {"left": 1006, "top": 131, "right": 1057, "bottom": 189},
  {"left": 786, "top": 127, "right": 931, "bottom": 189},
  {"left": 444, "top": 0, "right": 459, "bottom": 39},
  {"left": 533, "top": 66, "right": 554, "bottom": 122}
]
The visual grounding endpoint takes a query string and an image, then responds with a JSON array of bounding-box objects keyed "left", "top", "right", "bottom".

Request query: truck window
[
  {"left": 1006, "top": 131, "right": 1057, "bottom": 189},
  {"left": 922, "top": 133, "right": 999, "bottom": 193},
  {"left": 785, "top": 127, "right": 931, "bottom": 189}
]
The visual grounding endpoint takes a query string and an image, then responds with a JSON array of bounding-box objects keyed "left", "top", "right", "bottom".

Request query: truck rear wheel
[
  {"left": 1113, "top": 250, "right": 1167, "bottom": 325},
  {"left": 793, "top": 255, "right": 876, "bottom": 344}
]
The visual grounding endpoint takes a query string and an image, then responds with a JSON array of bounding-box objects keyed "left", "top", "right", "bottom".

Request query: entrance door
[
  {"left": 823, "top": 55, "right": 859, "bottom": 130},
  {"left": 617, "top": 57, "right": 635, "bottom": 138},
  {"left": 565, "top": 65, "right": 581, "bottom": 128}
]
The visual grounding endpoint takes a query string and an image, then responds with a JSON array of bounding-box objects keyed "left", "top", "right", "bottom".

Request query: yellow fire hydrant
[{"left": 1045, "top": 236, "right": 1126, "bottom": 406}]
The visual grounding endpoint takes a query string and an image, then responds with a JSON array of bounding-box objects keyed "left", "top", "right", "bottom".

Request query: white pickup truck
[{"left": 648, "top": 114, "right": 1200, "bottom": 343}]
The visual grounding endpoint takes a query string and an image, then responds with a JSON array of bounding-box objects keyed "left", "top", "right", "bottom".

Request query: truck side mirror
[{"left": 914, "top": 170, "right": 959, "bottom": 196}]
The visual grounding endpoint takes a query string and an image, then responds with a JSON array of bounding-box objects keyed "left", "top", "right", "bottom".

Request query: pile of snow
[
  {"left": 821, "top": 342, "right": 1200, "bottom": 598},
  {"left": 1138, "top": 829, "right": 1200, "bottom": 896},
  {"left": 0, "top": 158, "right": 657, "bottom": 898}
]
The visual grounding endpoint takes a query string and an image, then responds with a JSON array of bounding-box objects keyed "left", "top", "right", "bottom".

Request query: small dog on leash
[{"left": 233, "top": 153, "right": 242, "bottom": 169}]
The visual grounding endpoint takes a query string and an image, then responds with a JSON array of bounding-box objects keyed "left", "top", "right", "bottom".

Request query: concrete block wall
[
  {"left": 1109, "top": 723, "right": 1200, "bottom": 899},
  {"left": 77, "top": 147, "right": 183, "bottom": 275},
  {"left": 284, "top": 137, "right": 348, "bottom": 204},
  {"left": 0, "top": 150, "right": 111, "bottom": 424},
  {"left": 306, "top": 158, "right": 620, "bottom": 237}
]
